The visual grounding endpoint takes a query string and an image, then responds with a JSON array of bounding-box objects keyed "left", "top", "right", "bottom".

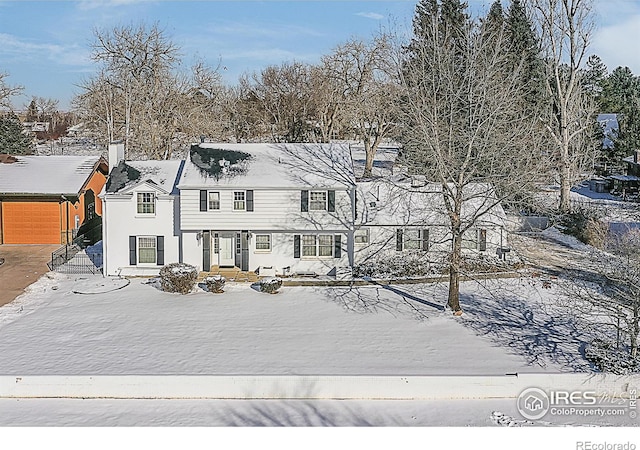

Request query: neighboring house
[
  {"left": 101, "top": 142, "right": 509, "bottom": 277},
  {"left": 0, "top": 153, "right": 108, "bottom": 244}
]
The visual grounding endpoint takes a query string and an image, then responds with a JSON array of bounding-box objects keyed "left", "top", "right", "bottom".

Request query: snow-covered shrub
[
  {"left": 560, "top": 206, "right": 607, "bottom": 248},
  {"left": 159, "top": 263, "right": 198, "bottom": 294},
  {"left": 204, "top": 275, "right": 226, "bottom": 293},
  {"left": 585, "top": 339, "right": 639, "bottom": 375},
  {"left": 353, "top": 254, "right": 442, "bottom": 279},
  {"left": 259, "top": 277, "right": 282, "bottom": 294}
]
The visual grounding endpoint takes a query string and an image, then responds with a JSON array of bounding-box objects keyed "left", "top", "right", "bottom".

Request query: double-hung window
[
  {"left": 208, "top": 192, "right": 220, "bottom": 210},
  {"left": 138, "top": 236, "right": 157, "bottom": 264},
  {"left": 302, "top": 235, "right": 317, "bottom": 257},
  {"left": 255, "top": 234, "right": 271, "bottom": 251},
  {"left": 354, "top": 228, "right": 369, "bottom": 245},
  {"left": 137, "top": 192, "right": 155, "bottom": 214},
  {"left": 396, "top": 228, "right": 429, "bottom": 251},
  {"left": 463, "top": 229, "right": 487, "bottom": 251},
  {"left": 310, "top": 191, "right": 327, "bottom": 211},
  {"left": 233, "top": 191, "right": 245, "bottom": 211}
]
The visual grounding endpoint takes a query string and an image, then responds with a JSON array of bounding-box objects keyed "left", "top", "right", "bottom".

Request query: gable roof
[
  {"left": 0, "top": 155, "right": 106, "bottom": 196},
  {"left": 177, "top": 143, "right": 356, "bottom": 189},
  {"left": 105, "top": 160, "right": 184, "bottom": 195}
]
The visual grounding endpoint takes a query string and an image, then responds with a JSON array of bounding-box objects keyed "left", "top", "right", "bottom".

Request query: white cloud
[
  {"left": 0, "top": 33, "right": 91, "bottom": 67},
  {"left": 592, "top": 14, "right": 640, "bottom": 75},
  {"left": 356, "top": 12, "right": 384, "bottom": 20}
]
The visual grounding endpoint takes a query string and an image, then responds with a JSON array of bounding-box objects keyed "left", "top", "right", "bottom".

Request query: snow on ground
[
  {"left": 0, "top": 273, "right": 537, "bottom": 375},
  {"left": 0, "top": 397, "right": 636, "bottom": 427}
]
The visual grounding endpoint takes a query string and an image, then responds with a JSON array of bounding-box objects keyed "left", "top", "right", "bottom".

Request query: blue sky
[{"left": 1, "top": 0, "right": 639, "bottom": 110}]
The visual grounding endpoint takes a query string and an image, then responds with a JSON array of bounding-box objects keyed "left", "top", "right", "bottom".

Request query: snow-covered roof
[
  {"left": 177, "top": 143, "right": 356, "bottom": 189},
  {"left": 105, "top": 160, "right": 184, "bottom": 195},
  {"left": 351, "top": 145, "right": 399, "bottom": 178},
  {"left": 0, "top": 155, "right": 104, "bottom": 196},
  {"left": 597, "top": 113, "right": 618, "bottom": 149},
  {"left": 357, "top": 179, "right": 506, "bottom": 228}
]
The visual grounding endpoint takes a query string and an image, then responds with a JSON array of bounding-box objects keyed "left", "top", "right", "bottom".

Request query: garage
[{"left": 1, "top": 201, "right": 62, "bottom": 244}]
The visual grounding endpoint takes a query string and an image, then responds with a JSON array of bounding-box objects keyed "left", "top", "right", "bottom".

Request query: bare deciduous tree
[
  {"left": 529, "top": 0, "right": 597, "bottom": 212},
  {"left": 0, "top": 72, "right": 23, "bottom": 110},
  {"left": 322, "top": 35, "right": 399, "bottom": 178},
  {"left": 399, "top": 8, "right": 547, "bottom": 314}
]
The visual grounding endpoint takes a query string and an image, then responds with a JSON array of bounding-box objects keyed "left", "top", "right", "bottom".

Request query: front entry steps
[{"left": 198, "top": 266, "right": 258, "bottom": 283}]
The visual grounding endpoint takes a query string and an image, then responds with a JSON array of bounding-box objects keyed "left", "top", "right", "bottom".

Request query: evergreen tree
[
  {"left": 482, "top": 1, "right": 506, "bottom": 48},
  {"left": 600, "top": 67, "right": 640, "bottom": 160},
  {"left": 583, "top": 54, "right": 608, "bottom": 104},
  {"left": 0, "top": 113, "right": 34, "bottom": 155},
  {"left": 506, "top": 0, "right": 544, "bottom": 109}
]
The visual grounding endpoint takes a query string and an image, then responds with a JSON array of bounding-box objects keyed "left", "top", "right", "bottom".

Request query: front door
[{"left": 219, "top": 236, "right": 235, "bottom": 267}]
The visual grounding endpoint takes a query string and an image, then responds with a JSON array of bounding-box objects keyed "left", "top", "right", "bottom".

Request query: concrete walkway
[{"left": 0, "top": 245, "right": 58, "bottom": 307}]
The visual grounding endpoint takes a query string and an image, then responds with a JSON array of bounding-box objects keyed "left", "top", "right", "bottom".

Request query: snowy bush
[
  {"left": 560, "top": 207, "right": 607, "bottom": 248},
  {"left": 585, "top": 339, "right": 639, "bottom": 375},
  {"left": 204, "top": 275, "right": 226, "bottom": 293},
  {"left": 353, "top": 254, "right": 437, "bottom": 279},
  {"left": 259, "top": 277, "right": 282, "bottom": 294},
  {"left": 159, "top": 263, "right": 198, "bottom": 294}
]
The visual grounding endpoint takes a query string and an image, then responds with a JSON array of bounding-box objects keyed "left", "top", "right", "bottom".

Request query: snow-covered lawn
[
  {"left": 3, "top": 269, "right": 638, "bottom": 428},
  {"left": 0, "top": 273, "right": 545, "bottom": 376}
]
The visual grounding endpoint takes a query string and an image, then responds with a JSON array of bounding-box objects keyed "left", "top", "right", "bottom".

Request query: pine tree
[
  {"left": 0, "top": 113, "right": 34, "bottom": 155},
  {"left": 506, "top": 0, "right": 544, "bottom": 110},
  {"left": 583, "top": 54, "right": 608, "bottom": 104},
  {"left": 600, "top": 66, "right": 640, "bottom": 161},
  {"left": 484, "top": 0, "right": 505, "bottom": 34}
]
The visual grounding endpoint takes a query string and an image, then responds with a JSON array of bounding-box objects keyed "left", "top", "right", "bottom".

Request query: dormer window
[{"left": 137, "top": 192, "right": 155, "bottom": 214}]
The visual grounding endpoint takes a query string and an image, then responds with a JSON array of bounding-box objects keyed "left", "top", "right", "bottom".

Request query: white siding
[
  {"left": 180, "top": 188, "right": 353, "bottom": 231},
  {"left": 182, "top": 230, "right": 349, "bottom": 276},
  {"left": 103, "top": 189, "right": 179, "bottom": 277}
]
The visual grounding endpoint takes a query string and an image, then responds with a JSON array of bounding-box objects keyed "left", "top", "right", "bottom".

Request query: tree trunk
[
  {"left": 631, "top": 305, "right": 639, "bottom": 359},
  {"left": 362, "top": 137, "right": 373, "bottom": 178},
  {"left": 448, "top": 222, "right": 463, "bottom": 314},
  {"left": 559, "top": 157, "right": 572, "bottom": 212}
]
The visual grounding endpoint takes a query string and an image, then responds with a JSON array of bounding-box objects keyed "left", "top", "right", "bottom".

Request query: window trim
[{"left": 136, "top": 192, "right": 156, "bottom": 215}]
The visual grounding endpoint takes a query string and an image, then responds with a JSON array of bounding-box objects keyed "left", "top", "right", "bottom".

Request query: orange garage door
[{"left": 2, "top": 202, "right": 61, "bottom": 244}]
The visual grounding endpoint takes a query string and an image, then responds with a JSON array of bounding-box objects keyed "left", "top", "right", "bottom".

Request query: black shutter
[
  {"left": 203, "top": 231, "right": 211, "bottom": 271},
  {"left": 200, "top": 190, "right": 207, "bottom": 211},
  {"left": 294, "top": 235, "right": 301, "bottom": 258},
  {"left": 156, "top": 236, "right": 165, "bottom": 265},
  {"left": 301, "top": 190, "right": 309, "bottom": 212},
  {"left": 396, "top": 229, "right": 403, "bottom": 252},
  {"left": 328, "top": 190, "right": 336, "bottom": 212},
  {"left": 246, "top": 190, "right": 254, "bottom": 212},
  {"left": 422, "top": 229, "right": 429, "bottom": 251},
  {"left": 334, "top": 234, "right": 341, "bottom": 258},
  {"left": 129, "top": 236, "right": 137, "bottom": 265}
]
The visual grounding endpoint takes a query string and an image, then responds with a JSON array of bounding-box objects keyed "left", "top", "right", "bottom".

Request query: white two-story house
[
  {"left": 178, "top": 143, "right": 355, "bottom": 276},
  {"left": 101, "top": 142, "right": 508, "bottom": 277}
]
